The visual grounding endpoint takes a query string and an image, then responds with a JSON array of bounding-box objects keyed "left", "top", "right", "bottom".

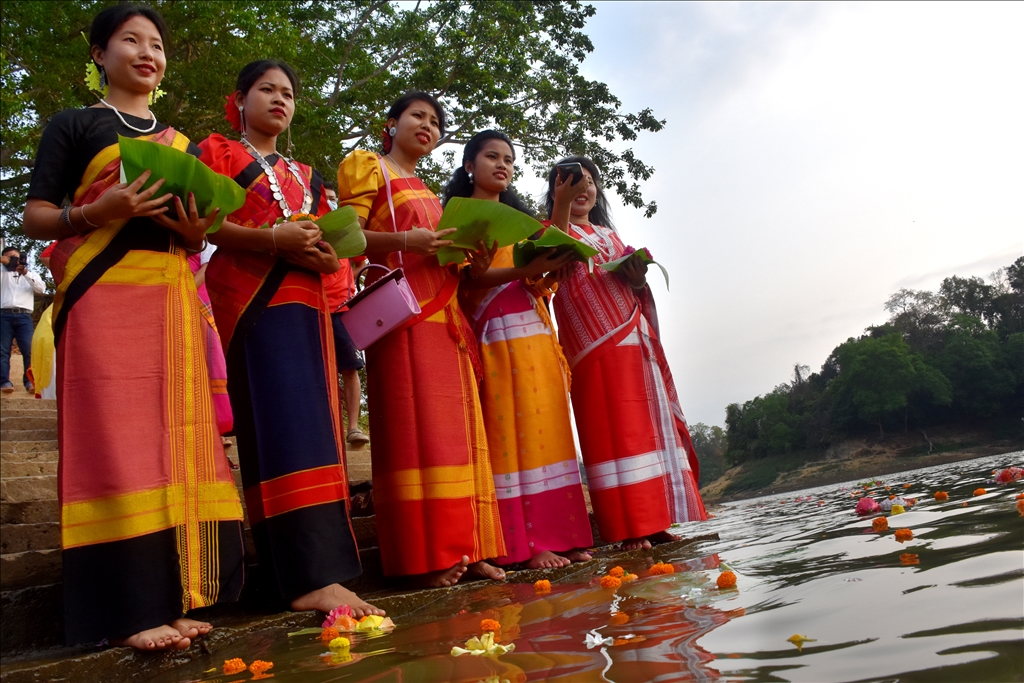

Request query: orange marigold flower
[
  {"left": 249, "top": 660, "right": 274, "bottom": 676},
  {"left": 1017, "top": 499, "right": 1024, "bottom": 517},
  {"left": 888, "top": 495, "right": 896, "bottom": 500},
  {"left": 320, "top": 627, "right": 340, "bottom": 645},
  {"left": 288, "top": 212, "right": 319, "bottom": 222},
  {"left": 480, "top": 619, "right": 501, "bottom": 633},
  {"left": 608, "top": 566, "right": 625, "bottom": 578},
  {"left": 649, "top": 561, "right": 676, "bottom": 575},
  {"left": 872, "top": 517, "right": 889, "bottom": 532},
  {"left": 613, "top": 635, "right": 646, "bottom": 646},
  {"left": 903, "top": 484, "right": 911, "bottom": 489},
  {"left": 717, "top": 571, "right": 737, "bottom": 589},
  {"left": 609, "top": 611, "right": 630, "bottom": 625},
  {"left": 900, "top": 553, "right": 919, "bottom": 565},
  {"left": 333, "top": 615, "right": 358, "bottom": 632},
  {"left": 974, "top": 488, "right": 986, "bottom": 496},
  {"left": 1016, "top": 493, "right": 1024, "bottom": 500},
  {"left": 622, "top": 573, "right": 639, "bottom": 582},
  {"left": 223, "top": 658, "right": 247, "bottom": 675},
  {"left": 533, "top": 579, "right": 551, "bottom": 594},
  {"left": 894, "top": 528, "right": 913, "bottom": 542},
  {"left": 600, "top": 575, "right": 622, "bottom": 590}
]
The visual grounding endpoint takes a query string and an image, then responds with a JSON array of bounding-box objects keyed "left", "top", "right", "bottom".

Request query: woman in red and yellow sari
[
  {"left": 336, "top": 92, "right": 506, "bottom": 586},
  {"left": 200, "top": 61, "right": 381, "bottom": 617},
  {"left": 23, "top": 5, "right": 244, "bottom": 650}
]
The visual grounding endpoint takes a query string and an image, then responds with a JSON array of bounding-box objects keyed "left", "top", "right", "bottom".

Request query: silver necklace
[
  {"left": 241, "top": 137, "right": 312, "bottom": 217},
  {"left": 99, "top": 98, "right": 157, "bottom": 133}
]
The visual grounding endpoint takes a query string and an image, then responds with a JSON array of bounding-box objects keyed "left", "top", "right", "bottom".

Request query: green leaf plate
[
  {"left": 598, "top": 247, "right": 669, "bottom": 290},
  {"left": 511, "top": 227, "right": 599, "bottom": 268},
  {"left": 435, "top": 197, "right": 544, "bottom": 266}
]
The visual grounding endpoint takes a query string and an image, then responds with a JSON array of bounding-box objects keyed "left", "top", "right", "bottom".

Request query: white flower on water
[{"left": 585, "top": 633, "right": 613, "bottom": 649}]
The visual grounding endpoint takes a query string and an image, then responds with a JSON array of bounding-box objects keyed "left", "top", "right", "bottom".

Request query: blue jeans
[{"left": 0, "top": 310, "right": 34, "bottom": 388}]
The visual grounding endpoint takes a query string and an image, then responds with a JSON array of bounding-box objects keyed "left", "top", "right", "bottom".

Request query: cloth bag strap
[{"left": 377, "top": 155, "right": 404, "bottom": 269}]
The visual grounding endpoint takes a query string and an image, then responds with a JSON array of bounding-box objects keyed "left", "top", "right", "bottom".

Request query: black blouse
[{"left": 28, "top": 107, "right": 201, "bottom": 206}]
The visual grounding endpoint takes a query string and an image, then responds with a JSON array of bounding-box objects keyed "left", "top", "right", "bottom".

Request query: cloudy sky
[{"left": 518, "top": 1, "right": 1023, "bottom": 427}]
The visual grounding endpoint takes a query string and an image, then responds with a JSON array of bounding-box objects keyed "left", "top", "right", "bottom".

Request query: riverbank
[{"left": 700, "top": 423, "right": 1023, "bottom": 503}]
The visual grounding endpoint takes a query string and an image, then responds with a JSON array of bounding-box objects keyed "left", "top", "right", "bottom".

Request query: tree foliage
[
  {"left": 725, "top": 257, "right": 1024, "bottom": 464},
  {"left": 1, "top": 0, "right": 666, "bottom": 259}
]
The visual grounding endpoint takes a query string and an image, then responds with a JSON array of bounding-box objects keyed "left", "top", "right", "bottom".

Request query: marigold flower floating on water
[
  {"left": 533, "top": 579, "right": 551, "bottom": 594},
  {"left": 903, "top": 484, "right": 911, "bottom": 489},
  {"left": 480, "top": 619, "right": 501, "bottom": 633},
  {"left": 609, "top": 612, "right": 630, "bottom": 626},
  {"left": 974, "top": 488, "right": 987, "bottom": 496},
  {"left": 600, "top": 575, "right": 622, "bottom": 590},
  {"left": 223, "top": 659, "right": 247, "bottom": 675},
  {"left": 649, "top": 561, "right": 675, "bottom": 575},
  {"left": 328, "top": 636, "right": 351, "bottom": 653},
  {"left": 890, "top": 504, "right": 906, "bottom": 515},
  {"left": 934, "top": 491, "right": 949, "bottom": 501},
  {"left": 608, "top": 566, "right": 625, "bottom": 578},
  {"left": 716, "top": 571, "right": 737, "bottom": 590},
  {"left": 613, "top": 635, "right": 646, "bottom": 646},
  {"left": 786, "top": 634, "right": 816, "bottom": 652},
  {"left": 872, "top": 517, "right": 889, "bottom": 532},
  {"left": 249, "top": 660, "right": 274, "bottom": 678},
  {"left": 451, "top": 631, "right": 515, "bottom": 657},
  {"left": 894, "top": 528, "right": 913, "bottom": 542},
  {"left": 622, "top": 573, "right": 638, "bottom": 582},
  {"left": 1016, "top": 499, "right": 1024, "bottom": 517},
  {"left": 1016, "top": 493, "right": 1024, "bottom": 500},
  {"left": 320, "top": 627, "right": 340, "bottom": 645},
  {"left": 900, "top": 553, "right": 919, "bottom": 566},
  {"left": 995, "top": 467, "right": 1023, "bottom": 484}
]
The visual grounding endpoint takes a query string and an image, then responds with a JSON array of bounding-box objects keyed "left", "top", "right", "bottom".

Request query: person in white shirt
[{"left": 1, "top": 246, "right": 45, "bottom": 393}]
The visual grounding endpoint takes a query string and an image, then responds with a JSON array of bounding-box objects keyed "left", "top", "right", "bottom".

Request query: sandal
[{"left": 347, "top": 428, "right": 370, "bottom": 445}]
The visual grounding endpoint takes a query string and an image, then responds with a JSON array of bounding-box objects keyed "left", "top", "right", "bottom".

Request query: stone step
[
  {"left": 0, "top": 522, "right": 60, "bottom": 554},
  {"left": 1, "top": 398, "right": 56, "bottom": 410},
  {"left": 0, "top": 474, "right": 57, "bottom": 504},
  {"left": 1, "top": 415, "right": 57, "bottom": 431},
  {"left": 0, "top": 449, "right": 59, "bottom": 465},
  {"left": 1, "top": 500, "right": 59, "bottom": 525},
  {"left": 0, "top": 428, "right": 58, "bottom": 442},
  {"left": 0, "top": 407, "right": 58, "bottom": 418},
  {"left": 0, "top": 440, "right": 58, "bottom": 455},
  {"left": 1, "top": 460, "right": 58, "bottom": 477},
  {"left": 0, "top": 548, "right": 60, "bottom": 591}
]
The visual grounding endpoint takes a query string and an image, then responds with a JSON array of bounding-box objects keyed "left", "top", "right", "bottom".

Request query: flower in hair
[{"left": 224, "top": 93, "right": 243, "bottom": 132}]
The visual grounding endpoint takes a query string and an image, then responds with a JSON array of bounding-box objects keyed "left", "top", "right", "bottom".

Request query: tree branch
[{"left": 0, "top": 172, "right": 32, "bottom": 189}]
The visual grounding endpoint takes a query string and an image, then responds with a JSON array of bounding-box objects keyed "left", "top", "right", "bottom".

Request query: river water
[{"left": 158, "top": 452, "right": 1023, "bottom": 682}]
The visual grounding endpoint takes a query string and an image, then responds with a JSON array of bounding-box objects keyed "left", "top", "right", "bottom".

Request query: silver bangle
[
  {"left": 79, "top": 203, "right": 99, "bottom": 228},
  {"left": 183, "top": 238, "right": 207, "bottom": 255},
  {"left": 60, "top": 205, "right": 84, "bottom": 236}
]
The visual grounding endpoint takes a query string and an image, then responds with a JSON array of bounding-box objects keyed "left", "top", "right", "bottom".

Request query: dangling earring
[
  {"left": 286, "top": 126, "right": 294, "bottom": 158},
  {"left": 468, "top": 172, "right": 474, "bottom": 184},
  {"left": 98, "top": 66, "right": 107, "bottom": 90},
  {"left": 238, "top": 105, "right": 247, "bottom": 140}
]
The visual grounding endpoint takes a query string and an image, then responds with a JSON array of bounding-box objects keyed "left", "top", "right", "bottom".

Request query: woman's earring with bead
[
  {"left": 238, "top": 105, "right": 247, "bottom": 140},
  {"left": 388, "top": 126, "right": 397, "bottom": 137},
  {"left": 286, "top": 126, "right": 294, "bottom": 158},
  {"left": 468, "top": 172, "right": 474, "bottom": 184},
  {"left": 98, "top": 66, "right": 107, "bottom": 90}
]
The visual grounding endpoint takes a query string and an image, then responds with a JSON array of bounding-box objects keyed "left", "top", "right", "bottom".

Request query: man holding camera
[{"left": 1, "top": 246, "right": 45, "bottom": 394}]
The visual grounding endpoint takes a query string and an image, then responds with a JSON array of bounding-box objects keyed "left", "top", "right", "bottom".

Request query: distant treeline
[{"left": 692, "top": 257, "right": 1023, "bottom": 485}]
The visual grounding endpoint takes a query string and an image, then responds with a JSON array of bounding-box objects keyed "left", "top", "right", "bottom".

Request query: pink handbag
[{"left": 339, "top": 157, "right": 421, "bottom": 349}]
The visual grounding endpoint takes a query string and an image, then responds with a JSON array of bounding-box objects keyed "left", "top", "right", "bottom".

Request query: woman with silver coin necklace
[{"left": 199, "top": 60, "right": 383, "bottom": 620}]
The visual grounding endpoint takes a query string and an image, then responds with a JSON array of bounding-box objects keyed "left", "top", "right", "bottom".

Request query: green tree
[
  {"left": 1, "top": 0, "right": 666, "bottom": 258},
  {"left": 934, "top": 316, "right": 1016, "bottom": 418},
  {"left": 689, "top": 422, "right": 727, "bottom": 486}
]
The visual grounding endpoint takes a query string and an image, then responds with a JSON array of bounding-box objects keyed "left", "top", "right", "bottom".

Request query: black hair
[
  {"left": 2, "top": 246, "right": 18, "bottom": 256},
  {"left": 236, "top": 60, "right": 299, "bottom": 96},
  {"left": 441, "top": 130, "right": 533, "bottom": 216},
  {"left": 385, "top": 91, "right": 447, "bottom": 140},
  {"left": 544, "top": 156, "right": 614, "bottom": 229},
  {"left": 90, "top": 4, "right": 169, "bottom": 63},
  {"left": 322, "top": 180, "right": 336, "bottom": 191}
]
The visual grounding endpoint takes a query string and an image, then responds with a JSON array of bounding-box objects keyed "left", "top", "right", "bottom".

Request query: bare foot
[
  {"left": 416, "top": 555, "right": 470, "bottom": 588},
  {"left": 621, "top": 537, "right": 653, "bottom": 551},
  {"left": 527, "top": 550, "right": 570, "bottom": 569},
  {"left": 465, "top": 561, "right": 506, "bottom": 581},
  {"left": 111, "top": 624, "right": 190, "bottom": 651},
  {"left": 563, "top": 549, "right": 593, "bottom": 562},
  {"left": 647, "top": 530, "right": 680, "bottom": 545},
  {"left": 290, "top": 583, "right": 385, "bottom": 618},
  {"left": 170, "top": 617, "right": 212, "bottom": 639}
]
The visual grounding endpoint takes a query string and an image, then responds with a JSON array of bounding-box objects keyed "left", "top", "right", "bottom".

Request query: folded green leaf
[
  {"left": 287, "top": 627, "right": 324, "bottom": 637},
  {"left": 598, "top": 248, "right": 669, "bottom": 290},
  {"left": 512, "top": 227, "right": 599, "bottom": 268},
  {"left": 317, "top": 205, "right": 366, "bottom": 258},
  {"left": 435, "top": 197, "right": 544, "bottom": 266},
  {"left": 118, "top": 135, "right": 245, "bottom": 232}
]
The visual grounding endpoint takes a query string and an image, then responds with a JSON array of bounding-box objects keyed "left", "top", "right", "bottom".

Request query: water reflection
[{"left": 155, "top": 452, "right": 1022, "bottom": 683}]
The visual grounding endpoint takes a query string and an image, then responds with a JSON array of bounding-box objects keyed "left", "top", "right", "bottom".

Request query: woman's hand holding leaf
[
  {"left": 406, "top": 227, "right": 456, "bottom": 256},
  {"left": 282, "top": 240, "right": 340, "bottom": 274},
  {"left": 617, "top": 252, "right": 648, "bottom": 289},
  {"left": 520, "top": 247, "right": 574, "bottom": 279},
  {"left": 153, "top": 193, "right": 219, "bottom": 247},
  {"left": 274, "top": 220, "right": 322, "bottom": 253},
  {"left": 464, "top": 240, "right": 498, "bottom": 277},
  {"left": 92, "top": 169, "right": 173, "bottom": 224}
]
